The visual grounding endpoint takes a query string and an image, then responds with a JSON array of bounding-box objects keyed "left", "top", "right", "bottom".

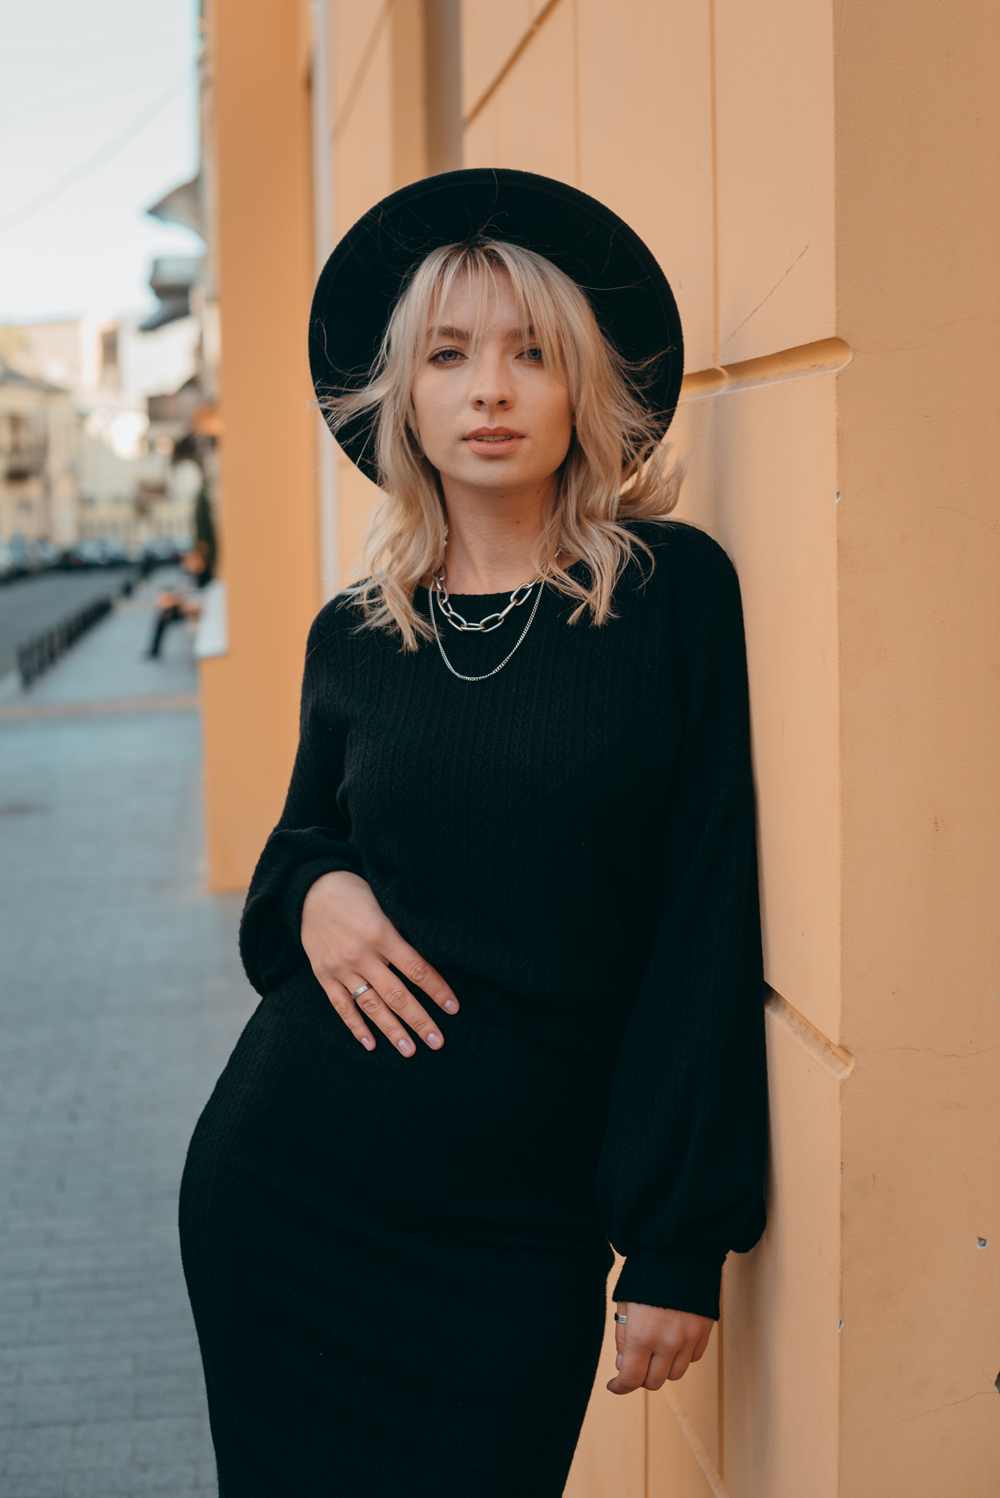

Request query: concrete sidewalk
[
  {"left": 0, "top": 570, "right": 137, "bottom": 682},
  {"left": 0, "top": 569, "right": 198, "bottom": 711},
  {"left": 0, "top": 581, "right": 256, "bottom": 1496}
]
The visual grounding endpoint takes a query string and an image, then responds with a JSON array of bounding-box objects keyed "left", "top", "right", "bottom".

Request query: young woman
[{"left": 180, "top": 168, "right": 768, "bottom": 1498}]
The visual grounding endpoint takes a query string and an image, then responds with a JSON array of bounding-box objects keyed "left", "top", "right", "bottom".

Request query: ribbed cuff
[{"left": 612, "top": 1248, "right": 725, "bottom": 1321}]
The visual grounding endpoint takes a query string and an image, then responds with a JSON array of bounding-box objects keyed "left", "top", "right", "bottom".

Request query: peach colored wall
[
  {"left": 327, "top": 0, "right": 408, "bottom": 584},
  {"left": 835, "top": 0, "right": 1000, "bottom": 1490},
  {"left": 671, "top": 381, "right": 843, "bottom": 1498},
  {"left": 715, "top": 0, "right": 835, "bottom": 366},
  {"left": 199, "top": 0, "right": 320, "bottom": 890},
  {"left": 461, "top": 3, "right": 849, "bottom": 1485},
  {"left": 206, "top": 0, "right": 999, "bottom": 1489}
]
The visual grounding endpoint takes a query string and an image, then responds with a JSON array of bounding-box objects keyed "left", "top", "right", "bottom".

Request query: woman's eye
[
  {"left": 430, "top": 348, "right": 463, "bottom": 364},
  {"left": 520, "top": 346, "right": 543, "bottom": 362}
]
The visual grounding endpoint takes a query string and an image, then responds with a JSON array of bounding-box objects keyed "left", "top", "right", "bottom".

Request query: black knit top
[{"left": 239, "top": 520, "right": 768, "bottom": 1320}]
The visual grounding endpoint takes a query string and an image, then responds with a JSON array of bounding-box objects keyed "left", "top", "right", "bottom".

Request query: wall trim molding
[
  {"left": 464, "top": 0, "right": 565, "bottom": 126},
  {"left": 679, "top": 336, "right": 854, "bottom": 403},
  {"left": 333, "top": 0, "right": 394, "bottom": 139},
  {"left": 765, "top": 987, "right": 855, "bottom": 1079}
]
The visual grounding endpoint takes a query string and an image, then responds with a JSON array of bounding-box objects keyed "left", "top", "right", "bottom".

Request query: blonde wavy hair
[{"left": 320, "top": 239, "right": 684, "bottom": 649}]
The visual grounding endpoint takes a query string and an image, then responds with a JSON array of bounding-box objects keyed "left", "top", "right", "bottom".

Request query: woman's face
[{"left": 409, "top": 270, "right": 573, "bottom": 502}]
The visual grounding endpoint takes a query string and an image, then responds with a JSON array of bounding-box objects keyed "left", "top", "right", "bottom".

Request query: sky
[{"left": 0, "top": 0, "right": 203, "bottom": 326}]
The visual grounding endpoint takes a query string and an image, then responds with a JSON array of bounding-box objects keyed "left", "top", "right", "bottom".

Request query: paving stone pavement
[{"left": 0, "top": 583, "right": 258, "bottom": 1496}]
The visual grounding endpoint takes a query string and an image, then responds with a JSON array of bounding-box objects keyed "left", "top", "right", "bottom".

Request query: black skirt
[{"left": 179, "top": 966, "right": 616, "bottom": 1497}]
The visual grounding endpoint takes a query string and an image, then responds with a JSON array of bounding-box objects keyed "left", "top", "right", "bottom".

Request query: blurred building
[
  {"left": 0, "top": 314, "right": 204, "bottom": 549},
  {"left": 195, "top": 3, "right": 999, "bottom": 1496},
  {"left": 142, "top": 22, "right": 223, "bottom": 540},
  {"left": 0, "top": 360, "right": 77, "bottom": 546},
  {"left": 76, "top": 315, "right": 202, "bottom": 545}
]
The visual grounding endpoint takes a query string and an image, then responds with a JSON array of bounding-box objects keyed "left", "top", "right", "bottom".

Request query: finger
[
  {"left": 362, "top": 960, "right": 446, "bottom": 1050},
  {"left": 691, "top": 1324, "right": 713, "bottom": 1363},
  {"left": 323, "top": 979, "right": 376, "bottom": 1052},
  {"left": 667, "top": 1341, "right": 696, "bottom": 1381},
  {"left": 614, "top": 1302, "right": 626, "bottom": 1359},
  {"left": 606, "top": 1338, "right": 652, "bottom": 1395},
  {"left": 642, "top": 1351, "right": 676, "bottom": 1391},
  {"left": 345, "top": 976, "right": 419, "bottom": 1057},
  {"left": 382, "top": 933, "right": 460, "bottom": 1015}
]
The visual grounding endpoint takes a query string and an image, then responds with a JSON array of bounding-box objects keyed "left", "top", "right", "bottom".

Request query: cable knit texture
[{"left": 180, "top": 520, "right": 767, "bottom": 1497}]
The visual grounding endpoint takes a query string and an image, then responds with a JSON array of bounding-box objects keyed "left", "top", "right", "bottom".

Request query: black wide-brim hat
[{"left": 309, "top": 168, "right": 683, "bottom": 483}]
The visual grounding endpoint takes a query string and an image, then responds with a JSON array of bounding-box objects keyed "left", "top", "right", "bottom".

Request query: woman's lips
[{"left": 462, "top": 428, "right": 524, "bottom": 454}]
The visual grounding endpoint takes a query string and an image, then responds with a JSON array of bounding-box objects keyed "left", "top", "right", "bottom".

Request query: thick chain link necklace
[{"left": 428, "top": 569, "right": 546, "bottom": 682}]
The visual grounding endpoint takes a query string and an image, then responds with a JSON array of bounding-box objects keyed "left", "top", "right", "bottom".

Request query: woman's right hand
[{"left": 301, "top": 870, "right": 459, "bottom": 1056}]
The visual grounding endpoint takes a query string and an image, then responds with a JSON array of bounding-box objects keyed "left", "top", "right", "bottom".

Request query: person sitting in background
[{"left": 145, "top": 543, "right": 212, "bottom": 659}]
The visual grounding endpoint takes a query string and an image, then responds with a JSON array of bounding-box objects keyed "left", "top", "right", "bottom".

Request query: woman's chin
[{"left": 438, "top": 461, "right": 544, "bottom": 496}]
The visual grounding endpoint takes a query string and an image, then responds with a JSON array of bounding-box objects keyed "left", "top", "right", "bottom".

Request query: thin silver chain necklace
[{"left": 428, "top": 570, "right": 546, "bottom": 682}]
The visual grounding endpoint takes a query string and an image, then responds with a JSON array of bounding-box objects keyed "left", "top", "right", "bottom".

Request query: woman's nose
[{"left": 470, "top": 354, "right": 512, "bottom": 409}]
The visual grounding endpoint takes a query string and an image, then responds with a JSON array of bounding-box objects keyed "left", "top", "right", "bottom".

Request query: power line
[
  {"left": 1, "top": 37, "right": 190, "bottom": 65},
  {"left": 0, "top": 67, "right": 186, "bottom": 128},
  {"left": 0, "top": 78, "right": 189, "bottom": 236}
]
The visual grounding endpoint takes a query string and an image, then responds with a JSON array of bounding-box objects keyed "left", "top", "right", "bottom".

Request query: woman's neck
[{"left": 438, "top": 484, "right": 550, "bottom": 594}]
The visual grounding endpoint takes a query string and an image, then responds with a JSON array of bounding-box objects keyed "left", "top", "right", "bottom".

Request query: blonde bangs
[{"left": 320, "top": 240, "right": 685, "bottom": 650}]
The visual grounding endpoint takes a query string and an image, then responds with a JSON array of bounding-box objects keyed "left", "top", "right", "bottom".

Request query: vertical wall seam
[
  {"left": 426, "top": 0, "right": 463, "bottom": 173},
  {"left": 643, "top": 1386, "right": 649, "bottom": 1497},
  {"left": 708, "top": 0, "right": 720, "bottom": 369},
  {"left": 571, "top": 0, "right": 581, "bottom": 187},
  {"left": 309, "top": 0, "right": 338, "bottom": 600},
  {"left": 830, "top": 23, "right": 846, "bottom": 1491}
]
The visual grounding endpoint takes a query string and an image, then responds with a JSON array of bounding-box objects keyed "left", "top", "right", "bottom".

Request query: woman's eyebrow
[{"left": 430, "top": 324, "right": 536, "bottom": 341}]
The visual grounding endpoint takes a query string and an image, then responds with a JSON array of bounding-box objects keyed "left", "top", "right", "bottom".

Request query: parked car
[
  {"left": 63, "top": 539, "right": 107, "bottom": 569},
  {"left": 100, "top": 537, "right": 131, "bottom": 567},
  {"left": 0, "top": 540, "right": 15, "bottom": 581},
  {"left": 7, "top": 536, "right": 39, "bottom": 576}
]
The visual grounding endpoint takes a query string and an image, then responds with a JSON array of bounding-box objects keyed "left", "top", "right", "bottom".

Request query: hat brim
[{"left": 309, "top": 168, "right": 684, "bottom": 483}]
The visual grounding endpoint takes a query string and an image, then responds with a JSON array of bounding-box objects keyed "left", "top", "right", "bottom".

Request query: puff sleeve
[
  {"left": 598, "top": 542, "right": 768, "bottom": 1320},
  {"left": 238, "top": 611, "right": 363, "bottom": 996}
]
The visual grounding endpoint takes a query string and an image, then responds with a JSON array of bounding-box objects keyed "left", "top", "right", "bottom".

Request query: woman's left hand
[{"left": 607, "top": 1301, "right": 714, "bottom": 1394}]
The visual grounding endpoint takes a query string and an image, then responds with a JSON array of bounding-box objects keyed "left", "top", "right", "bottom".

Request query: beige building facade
[
  {"left": 199, "top": 2, "right": 999, "bottom": 1492},
  {"left": 0, "top": 315, "right": 207, "bottom": 550},
  {"left": 0, "top": 363, "right": 78, "bottom": 547}
]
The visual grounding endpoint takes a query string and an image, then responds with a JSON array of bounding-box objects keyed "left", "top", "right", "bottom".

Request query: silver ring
[
  {"left": 349, "top": 983, "right": 371, "bottom": 1001},
  {"left": 614, "top": 1313, "right": 627, "bottom": 1324}
]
